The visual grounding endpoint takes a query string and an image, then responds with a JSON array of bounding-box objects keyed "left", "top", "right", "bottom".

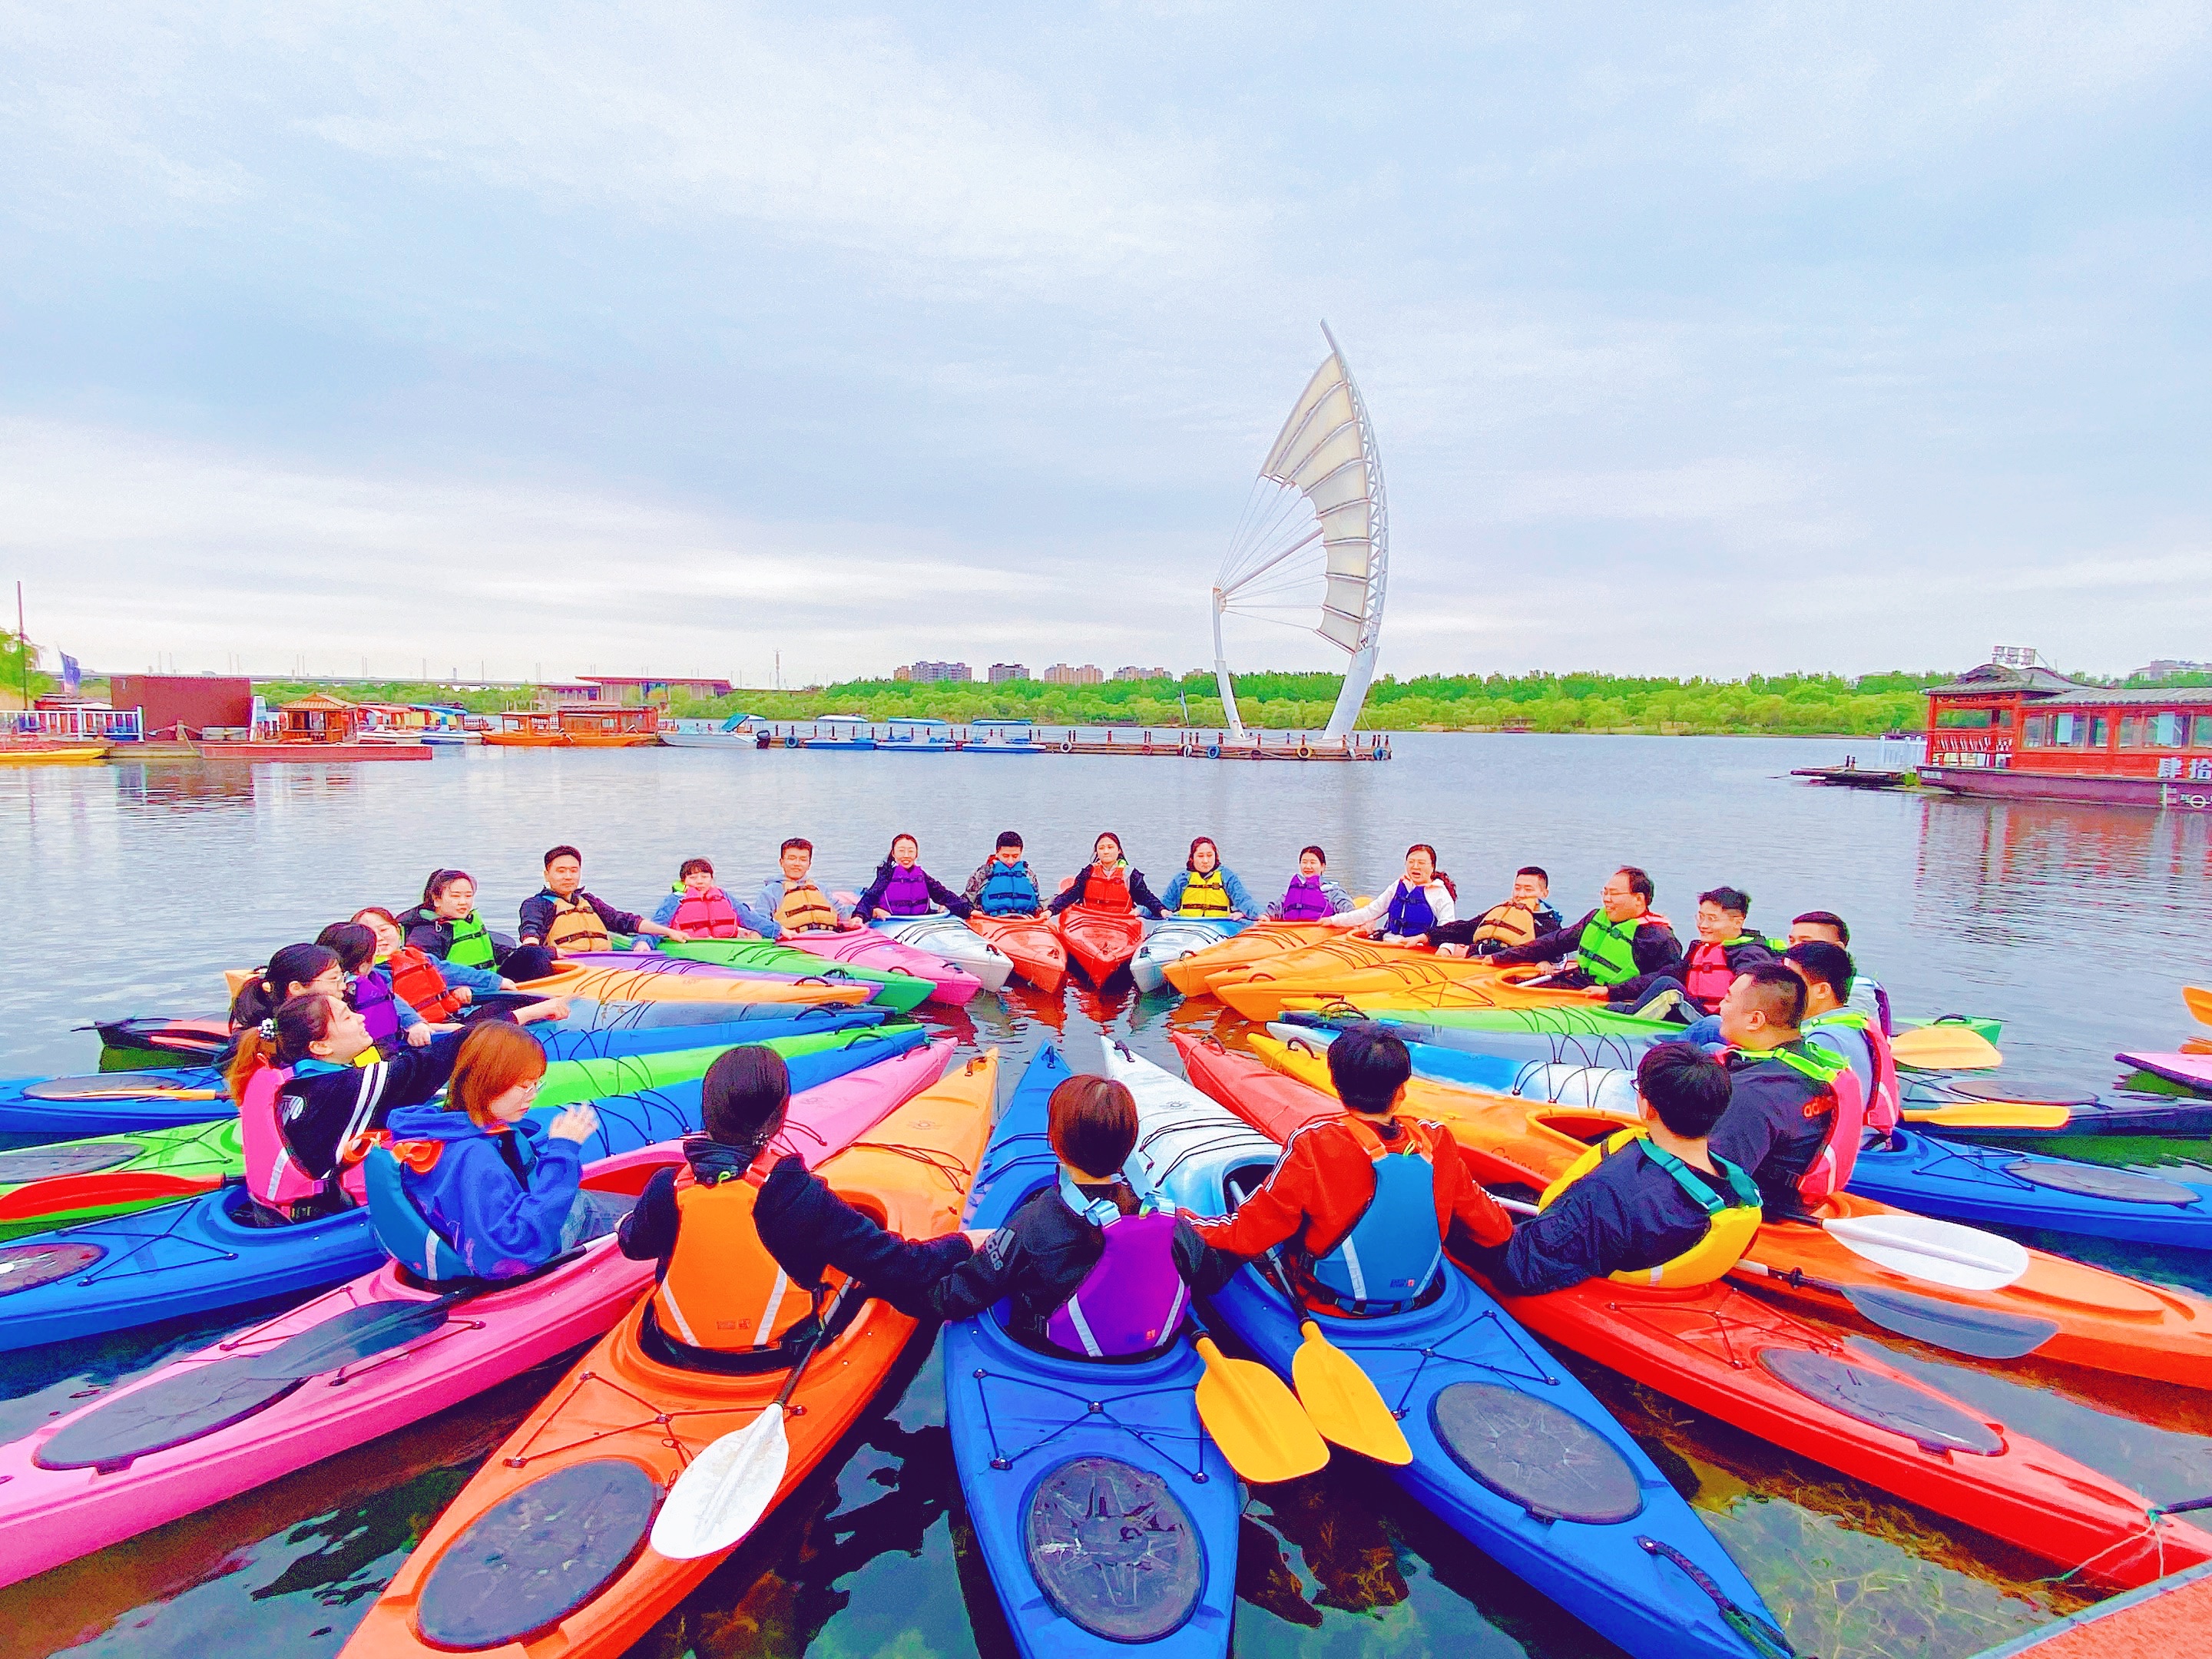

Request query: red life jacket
[
  {"left": 1682, "top": 938, "right": 1750, "bottom": 1012},
  {"left": 1081, "top": 864, "right": 1133, "bottom": 915},
  {"left": 671, "top": 888, "right": 744, "bottom": 938},
  {"left": 387, "top": 945, "right": 467, "bottom": 1022},
  {"left": 1795, "top": 1059, "right": 1867, "bottom": 1206}
]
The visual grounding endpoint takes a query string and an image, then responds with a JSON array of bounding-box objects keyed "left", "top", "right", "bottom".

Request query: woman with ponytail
[{"left": 227, "top": 943, "right": 345, "bottom": 1036}]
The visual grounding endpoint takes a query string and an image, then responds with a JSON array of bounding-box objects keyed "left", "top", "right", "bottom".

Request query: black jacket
[
  {"left": 1485, "top": 907, "right": 1683, "bottom": 988},
  {"left": 1611, "top": 935, "right": 1773, "bottom": 1008},
  {"left": 1707, "top": 1044, "right": 1838, "bottom": 1218},
  {"left": 265, "top": 1031, "right": 466, "bottom": 1218},
  {"left": 1481, "top": 1139, "right": 1737, "bottom": 1296},
  {"left": 854, "top": 863, "right": 975, "bottom": 922},
  {"left": 518, "top": 888, "right": 644, "bottom": 946}
]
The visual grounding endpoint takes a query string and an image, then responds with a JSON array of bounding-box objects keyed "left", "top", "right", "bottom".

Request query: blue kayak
[
  {"left": 0, "top": 1007, "right": 892, "bottom": 1140},
  {"left": 943, "top": 1048, "right": 1237, "bottom": 1659},
  {"left": 1847, "top": 1131, "right": 2212, "bottom": 1250},
  {"left": 0, "top": 1025, "right": 928, "bottom": 1353},
  {"left": 1104, "top": 1045, "right": 1789, "bottom": 1659}
]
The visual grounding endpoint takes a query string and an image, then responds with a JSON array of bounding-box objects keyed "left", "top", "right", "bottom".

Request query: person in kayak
[
  {"left": 965, "top": 831, "right": 1048, "bottom": 918},
  {"left": 377, "top": 1022, "right": 624, "bottom": 1280},
  {"left": 319, "top": 920, "right": 445, "bottom": 1054},
  {"left": 1158, "top": 836, "right": 1258, "bottom": 920},
  {"left": 352, "top": 907, "right": 571, "bottom": 1031},
  {"left": 617, "top": 1045, "right": 975, "bottom": 1367},
  {"left": 1048, "top": 832, "right": 1167, "bottom": 918},
  {"left": 1431, "top": 866, "right": 1564, "bottom": 956},
  {"left": 225, "top": 992, "right": 467, "bottom": 1222},
  {"left": 1482, "top": 866, "right": 1683, "bottom": 990},
  {"left": 651, "top": 857, "right": 771, "bottom": 939},
  {"left": 227, "top": 942, "right": 346, "bottom": 1035},
  {"left": 856, "top": 833, "right": 976, "bottom": 922},
  {"left": 928, "top": 1074, "right": 1229, "bottom": 1356},
  {"left": 520, "top": 845, "right": 690, "bottom": 958},
  {"left": 1786, "top": 941, "right": 1901, "bottom": 1134},
  {"left": 1707, "top": 962, "right": 1860, "bottom": 1218},
  {"left": 1330, "top": 844, "right": 1457, "bottom": 942},
  {"left": 1482, "top": 1043, "right": 1760, "bottom": 1296},
  {"left": 1783, "top": 910, "right": 1892, "bottom": 1034},
  {"left": 402, "top": 869, "right": 558, "bottom": 984},
  {"left": 1266, "top": 845, "right": 1355, "bottom": 920},
  {"left": 1609, "top": 886, "right": 1773, "bottom": 1020},
  {"left": 1187, "top": 1025, "right": 1513, "bottom": 1314},
  {"left": 751, "top": 837, "right": 866, "bottom": 936}
]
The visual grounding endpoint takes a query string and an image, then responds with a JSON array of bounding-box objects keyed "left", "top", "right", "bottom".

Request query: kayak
[
  {"left": 0, "top": 1118, "right": 241, "bottom": 1240},
  {"left": 1131, "top": 919, "right": 1247, "bottom": 995},
  {"left": 0, "top": 1041, "right": 944, "bottom": 1593},
  {"left": 1052, "top": 906, "right": 1147, "bottom": 982},
  {"left": 0, "top": 1038, "right": 952, "bottom": 1354},
  {"left": 521, "top": 962, "right": 879, "bottom": 1010},
  {"left": 2115, "top": 1050, "right": 2212, "bottom": 1098},
  {"left": 1847, "top": 1131, "right": 2212, "bottom": 1250},
  {"left": 565, "top": 949, "right": 935, "bottom": 1016},
  {"left": 776, "top": 930, "right": 982, "bottom": 1006},
  {"left": 969, "top": 915, "right": 1067, "bottom": 993},
  {"left": 1104, "top": 1045, "right": 1790, "bottom": 1658},
  {"left": 1217, "top": 955, "right": 1611, "bottom": 1023},
  {"left": 654, "top": 939, "right": 936, "bottom": 1012},
  {"left": 531, "top": 1024, "right": 923, "bottom": 1111},
  {"left": 945, "top": 1047, "right": 1236, "bottom": 1659},
  {"left": 1178, "top": 1038, "right": 2212, "bottom": 1589},
  {"left": 1969, "top": 1561, "right": 2212, "bottom": 1657},
  {"left": 1213, "top": 1036, "right": 2212, "bottom": 1392},
  {"left": 93, "top": 1017, "right": 230, "bottom": 1059},
  {"left": 336, "top": 1051, "right": 997, "bottom": 1659},
  {"left": 1159, "top": 922, "right": 1339, "bottom": 997},
  {"left": 872, "top": 915, "right": 1014, "bottom": 993}
]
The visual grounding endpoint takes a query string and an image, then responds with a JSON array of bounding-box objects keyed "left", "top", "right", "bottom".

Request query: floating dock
[{"left": 747, "top": 722, "right": 1392, "bottom": 760}]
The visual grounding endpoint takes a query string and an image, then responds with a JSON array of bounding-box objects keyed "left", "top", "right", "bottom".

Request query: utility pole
[{"left": 15, "top": 581, "right": 27, "bottom": 712}]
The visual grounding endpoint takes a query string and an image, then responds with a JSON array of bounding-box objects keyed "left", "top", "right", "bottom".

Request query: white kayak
[
  {"left": 872, "top": 914, "right": 1014, "bottom": 993},
  {"left": 1130, "top": 918, "right": 1249, "bottom": 995}
]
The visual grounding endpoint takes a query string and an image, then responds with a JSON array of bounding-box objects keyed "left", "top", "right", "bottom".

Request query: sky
[{"left": 2, "top": 2, "right": 2207, "bottom": 687}]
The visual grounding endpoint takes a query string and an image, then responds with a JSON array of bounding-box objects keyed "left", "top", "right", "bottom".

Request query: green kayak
[
  {"left": 657, "top": 939, "right": 935, "bottom": 1012},
  {"left": 0, "top": 1118, "right": 243, "bottom": 1240},
  {"left": 531, "top": 1024, "right": 899, "bottom": 1108}
]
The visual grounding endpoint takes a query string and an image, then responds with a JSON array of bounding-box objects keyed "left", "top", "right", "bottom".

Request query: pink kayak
[
  {"left": 0, "top": 1038, "right": 954, "bottom": 1591},
  {"left": 779, "top": 930, "right": 982, "bottom": 1006}
]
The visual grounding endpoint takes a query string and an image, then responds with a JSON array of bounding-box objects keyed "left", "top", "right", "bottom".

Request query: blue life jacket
[
  {"left": 978, "top": 859, "right": 1041, "bottom": 916},
  {"left": 1386, "top": 881, "right": 1436, "bottom": 937},
  {"left": 1306, "top": 1117, "right": 1445, "bottom": 1315},
  {"left": 365, "top": 1141, "right": 473, "bottom": 1283}
]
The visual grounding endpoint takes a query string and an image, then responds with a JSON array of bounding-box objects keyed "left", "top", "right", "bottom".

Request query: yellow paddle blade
[
  {"left": 1291, "top": 1320, "right": 1412, "bottom": 1465},
  {"left": 1889, "top": 1025, "right": 2002, "bottom": 1071},
  {"left": 2186, "top": 985, "right": 2212, "bottom": 1028},
  {"left": 1900, "top": 1101, "right": 2071, "bottom": 1130},
  {"left": 1192, "top": 1336, "right": 1328, "bottom": 1484}
]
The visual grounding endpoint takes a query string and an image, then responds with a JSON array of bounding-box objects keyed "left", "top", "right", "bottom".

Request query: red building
[
  {"left": 1920, "top": 654, "right": 2212, "bottom": 811},
  {"left": 106, "top": 674, "right": 253, "bottom": 739}
]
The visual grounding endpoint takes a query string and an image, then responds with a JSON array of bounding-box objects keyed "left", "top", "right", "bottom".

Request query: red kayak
[
  {"left": 966, "top": 915, "right": 1065, "bottom": 992},
  {"left": 1051, "top": 905, "right": 1145, "bottom": 982},
  {"left": 1174, "top": 1035, "right": 2212, "bottom": 1590}
]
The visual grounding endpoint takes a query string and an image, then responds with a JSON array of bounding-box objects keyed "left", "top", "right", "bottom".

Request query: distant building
[
  {"left": 575, "top": 675, "right": 736, "bottom": 706},
  {"left": 988, "top": 663, "right": 1030, "bottom": 684},
  {"left": 1112, "top": 666, "right": 1169, "bottom": 682},
  {"left": 1044, "top": 664, "right": 1104, "bottom": 686},
  {"left": 2134, "top": 660, "right": 2212, "bottom": 681},
  {"left": 904, "top": 661, "right": 974, "bottom": 684}
]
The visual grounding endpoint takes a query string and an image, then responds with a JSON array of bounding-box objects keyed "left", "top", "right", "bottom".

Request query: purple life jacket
[
  {"left": 1043, "top": 1181, "right": 1190, "bottom": 1359},
  {"left": 883, "top": 864, "right": 934, "bottom": 916},
  {"left": 1279, "top": 873, "right": 1331, "bottom": 920},
  {"left": 353, "top": 969, "right": 401, "bottom": 1045}
]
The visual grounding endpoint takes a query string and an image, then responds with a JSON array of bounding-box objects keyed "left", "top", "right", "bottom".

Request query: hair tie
[{"left": 259, "top": 1018, "right": 276, "bottom": 1041}]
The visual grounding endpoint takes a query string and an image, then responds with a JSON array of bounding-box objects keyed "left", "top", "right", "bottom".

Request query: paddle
[
  {"left": 1889, "top": 1025, "right": 2003, "bottom": 1071},
  {"left": 1290, "top": 1319, "right": 1412, "bottom": 1465},
  {"left": 1819, "top": 1213, "right": 2032, "bottom": 1290},
  {"left": 2187, "top": 985, "right": 2212, "bottom": 1028},
  {"left": 651, "top": 1284, "right": 854, "bottom": 1560},
  {"left": 1190, "top": 1313, "right": 1330, "bottom": 1485},
  {"left": 1899, "top": 1101, "right": 2072, "bottom": 1131}
]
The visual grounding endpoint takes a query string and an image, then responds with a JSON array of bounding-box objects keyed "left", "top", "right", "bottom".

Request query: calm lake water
[{"left": 2, "top": 736, "right": 2210, "bottom": 1659}]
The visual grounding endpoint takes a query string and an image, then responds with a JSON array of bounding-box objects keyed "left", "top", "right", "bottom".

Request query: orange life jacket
[
  {"left": 651, "top": 1167, "right": 842, "bottom": 1352},
  {"left": 544, "top": 894, "right": 611, "bottom": 956},
  {"left": 1081, "top": 864, "right": 1133, "bottom": 915},
  {"left": 1469, "top": 901, "right": 1540, "bottom": 952},
  {"left": 772, "top": 881, "right": 841, "bottom": 935},
  {"left": 386, "top": 945, "right": 467, "bottom": 1021}
]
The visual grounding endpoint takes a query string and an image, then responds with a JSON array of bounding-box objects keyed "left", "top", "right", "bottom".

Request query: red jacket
[{"left": 1190, "top": 1113, "right": 1513, "bottom": 1264}]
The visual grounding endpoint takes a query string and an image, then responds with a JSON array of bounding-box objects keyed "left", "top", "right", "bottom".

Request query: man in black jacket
[{"left": 1476, "top": 866, "right": 1684, "bottom": 991}]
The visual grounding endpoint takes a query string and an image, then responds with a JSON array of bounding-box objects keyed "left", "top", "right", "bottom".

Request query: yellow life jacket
[
  {"left": 544, "top": 894, "right": 611, "bottom": 957},
  {"left": 773, "top": 880, "right": 841, "bottom": 935},
  {"left": 1538, "top": 1127, "right": 1762, "bottom": 1288},
  {"left": 1176, "top": 869, "right": 1232, "bottom": 919},
  {"left": 1469, "top": 900, "right": 1541, "bottom": 952},
  {"left": 652, "top": 1169, "right": 840, "bottom": 1352}
]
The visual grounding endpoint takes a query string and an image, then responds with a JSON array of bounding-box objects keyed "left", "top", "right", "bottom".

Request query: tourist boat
[
  {"left": 799, "top": 716, "right": 876, "bottom": 751},
  {"left": 482, "top": 707, "right": 662, "bottom": 748},
  {"left": 659, "top": 714, "right": 755, "bottom": 748},
  {"left": 0, "top": 743, "right": 109, "bottom": 764},
  {"left": 1919, "top": 651, "right": 2212, "bottom": 810},
  {"left": 199, "top": 693, "right": 430, "bottom": 762},
  {"left": 959, "top": 718, "right": 1044, "bottom": 755},
  {"left": 878, "top": 717, "right": 952, "bottom": 753}
]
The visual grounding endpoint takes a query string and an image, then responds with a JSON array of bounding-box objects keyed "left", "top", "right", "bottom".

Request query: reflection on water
[{"left": 5, "top": 740, "right": 2212, "bottom": 1658}]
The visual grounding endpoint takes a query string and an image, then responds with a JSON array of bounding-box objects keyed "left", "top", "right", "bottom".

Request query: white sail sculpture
[{"left": 1211, "top": 323, "right": 1389, "bottom": 740}]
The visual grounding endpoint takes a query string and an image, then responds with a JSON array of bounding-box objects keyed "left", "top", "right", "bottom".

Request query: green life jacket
[
  {"left": 1575, "top": 911, "right": 1646, "bottom": 986},
  {"left": 1731, "top": 1039, "right": 1846, "bottom": 1085},
  {"left": 446, "top": 911, "right": 495, "bottom": 969}
]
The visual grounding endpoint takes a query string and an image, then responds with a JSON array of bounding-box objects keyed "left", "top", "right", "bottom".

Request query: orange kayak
[
  {"left": 966, "top": 916, "right": 1065, "bottom": 993},
  {"left": 522, "top": 963, "right": 876, "bottom": 1009},
  {"left": 1230, "top": 1035, "right": 2212, "bottom": 1392},
  {"left": 1217, "top": 955, "right": 1605, "bottom": 1022},
  {"left": 1159, "top": 922, "right": 1338, "bottom": 996},
  {"left": 1051, "top": 905, "right": 1145, "bottom": 982},
  {"left": 339, "top": 1051, "right": 997, "bottom": 1659}
]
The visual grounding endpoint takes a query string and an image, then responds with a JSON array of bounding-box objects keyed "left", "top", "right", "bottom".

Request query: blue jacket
[
  {"left": 387, "top": 1102, "right": 584, "bottom": 1280},
  {"left": 1159, "top": 867, "right": 1258, "bottom": 917}
]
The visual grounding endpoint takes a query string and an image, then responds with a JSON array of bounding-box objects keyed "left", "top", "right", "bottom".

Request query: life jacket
[
  {"left": 1537, "top": 1128, "right": 1763, "bottom": 1288},
  {"left": 977, "top": 859, "right": 1041, "bottom": 916},
  {"left": 1304, "top": 1116, "right": 1445, "bottom": 1316},
  {"left": 1175, "top": 869, "right": 1232, "bottom": 919},
  {"left": 445, "top": 911, "right": 496, "bottom": 969},
  {"left": 1384, "top": 880, "right": 1436, "bottom": 938},
  {"left": 1080, "top": 864, "right": 1134, "bottom": 916},
  {"left": 1041, "top": 1176, "right": 1190, "bottom": 1358},
  {"left": 882, "top": 864, "right": 935, "bottom": 916},
  {"left": 1805, "top": 1009, "right": 1901, "bottom": 1134},
  {"left": 240, "top": 1062, "right": 374, "bottom": 1214},
  {"left": 1575, "top": 911, "right": 1647, "bottom": 986},
  {"left": 652, "top": 1165, "right": 840, "bottom": 1352},
  {"left": 353, "top": 970, "right": 402, "bottom": 1046},
  {"left": 363, "top": 1136, "right": 472, "bottom": 1282},
  {"left": 544, "top": 894, "right": 611, "bottom": 957},
  {"left": 670, "top": 887, "right": 744, "bottom": 938},
  {"left": 1278, "top": 873, "right": 1332, "bottom": 921},
  {"left": 1469, "top": 900, "right": 1541, "bottom": 953},
  {"left": 1733, "top": 1044, "right": 1867, "bottom": 1206},
  {"left": 1682, "top": 936, "right": 1757, "bottom": 1012},
  {"left": 772, "top": 880, "right": 841, "bottom": 935},
  {"left": 387, "top": 945, "right": 467, "bottom": 1022}
]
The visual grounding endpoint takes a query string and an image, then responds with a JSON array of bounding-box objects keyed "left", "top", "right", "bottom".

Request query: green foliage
[
  {"left": 2, "top": 629, "right": 54, "bottom": 707},
  {"left": 249, "top": 679, "right": 517, "bottom": 714}
]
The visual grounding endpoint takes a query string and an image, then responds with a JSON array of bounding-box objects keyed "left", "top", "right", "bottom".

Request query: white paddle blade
[
  {"left": 649, "top": 1406, "right": 791, "bottom": 1561},
  {"left": 1823, "top": 1213, "right": 2030, "bottom": 1291}
]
